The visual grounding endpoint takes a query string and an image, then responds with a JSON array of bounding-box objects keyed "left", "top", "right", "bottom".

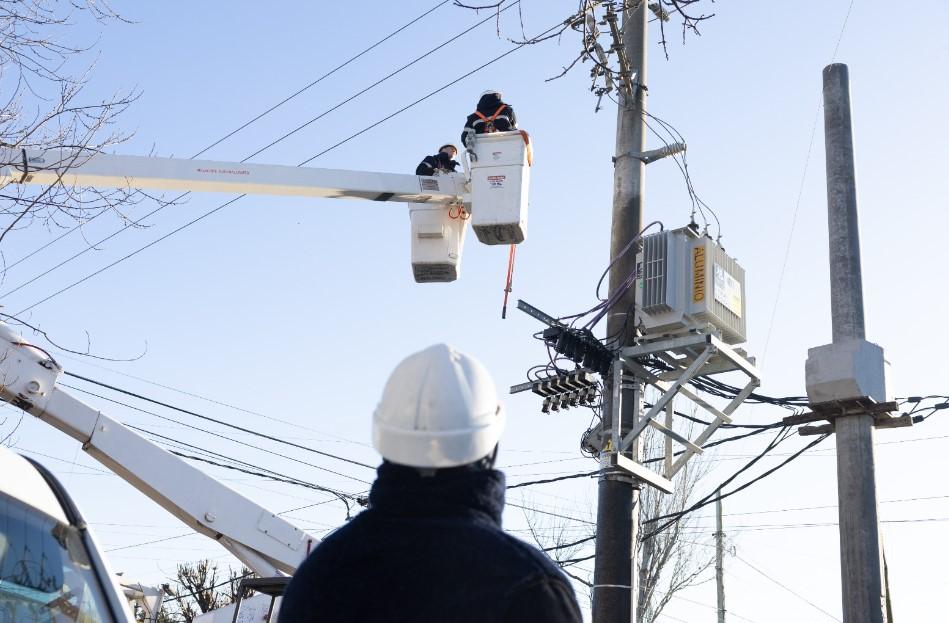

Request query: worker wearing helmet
[
  {"left": 415, "top": 144, "right": 460, "bottom": 176},
  {"left": 461, "top": 89, "right": 518, "bottom": 148},
  {"left": 279, "top": 344, "right": 582, "bottom": 623}
]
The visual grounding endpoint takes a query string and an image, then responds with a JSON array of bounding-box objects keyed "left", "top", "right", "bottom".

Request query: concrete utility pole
[
  {"left": 593, "top": 1, "right": 647, "bottom": 622},
  {"left": 715, "top": 494, "right": 726, "bottom": 623},
  {"left": 821, "top": 63, "right": 886, "bottom": 623}
]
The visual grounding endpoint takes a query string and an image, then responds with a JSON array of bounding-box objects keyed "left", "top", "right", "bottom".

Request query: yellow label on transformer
[{"left": 693, "top": 246, "right": 706, "bottom": 303}]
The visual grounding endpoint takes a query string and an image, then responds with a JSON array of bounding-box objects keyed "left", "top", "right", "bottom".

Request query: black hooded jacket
[
  {"left": 461, "top": 92, "right": 517, "bottom": 146},
  {"left": 415, "top": 151, "right": 459, "bottom": 176},
  {"left": 278, "top": 462, "right": 582, "bottom": 623}
]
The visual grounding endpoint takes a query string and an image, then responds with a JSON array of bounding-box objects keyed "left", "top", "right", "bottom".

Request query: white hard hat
[
  {"left": 481, "top": 89, "right": 502, "bottom": 98},
  {"left": 372, "top": 344, "right": 506, "bottom": 469}
]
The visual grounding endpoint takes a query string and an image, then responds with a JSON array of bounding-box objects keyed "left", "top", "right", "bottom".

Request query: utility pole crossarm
[
  {"left": 0, "top": 147, "right": 467, "bottom": 205},
  {"left": 0, "top": 322, "right": 319, "bottom": 578}
]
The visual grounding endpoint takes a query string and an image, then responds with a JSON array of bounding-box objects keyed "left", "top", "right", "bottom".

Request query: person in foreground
[{"left": 278, "top": 343, "right": 583, "bottom": 623}]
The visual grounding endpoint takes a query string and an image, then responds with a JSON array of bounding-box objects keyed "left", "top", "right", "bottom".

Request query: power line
[
  {"left": 760, "top": 0, "right": 857, "bottom": 365},
  {"left": 243, "top": 0, "right": 520, "bottom": 163},
  {"left": 538, "top": 429, "right": 825, "bottom": 552},
  {"left": 0, "top": 0, "right": 451, "bottom": 279},
  {"left": 506, "top": 470, "right": 599, "bottom": 489},
  {"left": 162, "top": 571, "right": 255, "bottom": 606},
  {"left": 56, "top": 352, "right": 368, "bottom": 446},
  {"left": 543, "top": 534, "right": 595, "bottom": 552},
  {"left": 12, "top": 446, "right": 113, "bottom": 475},
  {"left": 723, "top": 494, "right": 949, "bottom": 518},
  {"left": 61, "top": 380, "right": 373, "bottom": 486},
  {"left": 13, "top": 14, "right": 553, "bottom": 315},
  {"left": 657, "top": 590, "right": 761, "bottom": 623},
  {"left": 130, "top": 423, "right": 361, "bottom": 504},
  {"left": 734, "top": 553, "right": 841, "bottom": 622},
  {"left": 679, "top": 517, "right": 949, "bottom": 532},
  {"left": 62, "top": 371, "right": 375, "bottom": 471},
  {"left": 165, "top": 450, "right": 356, "bottom": 518},
  {"left": 506, "top": 501, "right": 596, "bottom": 526},
  {"left": 190, "top": 0, "right": 454, "bottom": 160},
  {"left": 524, "top": 426, "right": 840, "bottom": 552},
  {"left": 644, "top": 431, "right": 828, "bottom": 539},
  {"left": 105, "top": 532, "right": 195, "bottom": 553}
]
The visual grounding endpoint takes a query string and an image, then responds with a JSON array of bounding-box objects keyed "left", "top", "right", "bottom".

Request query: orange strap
[
  {"left": 501, "top": 243, "right": 517, "bottom": 319},
  {"left": 474, "top": 104, "right": 508, "bottom": 128}
]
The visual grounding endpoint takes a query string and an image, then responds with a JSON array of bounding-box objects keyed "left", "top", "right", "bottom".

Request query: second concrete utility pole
[
  {"left": 716, "top": 494, "right": 726, "bottom": 623},
  {"left": 821, "top": 63, "right": 886, "bottom": 623}
]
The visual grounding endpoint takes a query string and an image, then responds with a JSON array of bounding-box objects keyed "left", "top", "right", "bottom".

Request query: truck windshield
[{"left": 0, "top": 492, "right": 114, "bottom": 623}]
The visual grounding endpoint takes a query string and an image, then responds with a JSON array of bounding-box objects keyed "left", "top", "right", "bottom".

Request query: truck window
[{"left": 0, "top": 492, "right": 114, "bottom": 623}]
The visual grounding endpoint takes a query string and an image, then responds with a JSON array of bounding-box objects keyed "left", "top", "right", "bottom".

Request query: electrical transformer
[{"left": 635, "top": 226, "right": 747, "bottom": 344}]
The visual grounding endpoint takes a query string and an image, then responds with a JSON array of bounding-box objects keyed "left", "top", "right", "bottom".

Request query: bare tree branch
[
  {"left": 454, "top": 0, "right": 716, "bottom": 106},
  {"left": 157, "top": 560, "right": 253, "bottom": 623},
  {"left": 0, "top": 1, "right": 146, "bottom": 257}
]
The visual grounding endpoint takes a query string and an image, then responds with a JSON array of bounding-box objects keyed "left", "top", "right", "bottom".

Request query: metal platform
[{"left": 606, "top": 332, "right": 761, "bottom": 484}]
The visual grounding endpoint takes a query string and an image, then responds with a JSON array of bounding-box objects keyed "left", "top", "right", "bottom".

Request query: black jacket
[
  {"left": 461, "top": 93, "right": 518, "bottom": 146},
  {"left": 415, "top": 151, "right": 459, "bottom": 176},
  {"left": 278, "top": 462, "right": 582, "bottom": 623}
]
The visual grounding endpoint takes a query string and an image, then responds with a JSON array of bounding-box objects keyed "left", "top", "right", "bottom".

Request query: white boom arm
[
  {"left": 0, "top": 146, "right": 467, "bottom": 204},
  {"left": 0, "top": 135, "right": 531, "bottom": 283},
  {"left": 0, "top": 322, "right": 318, "bottom": 577}
]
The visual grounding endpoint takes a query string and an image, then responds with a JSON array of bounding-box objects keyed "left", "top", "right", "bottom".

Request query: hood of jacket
[
  {"left": 476, "top": 92, "right": 504, "bottom": 113},
  {"left": 368, "top": 460, "right": 506, "bottom": 526}
]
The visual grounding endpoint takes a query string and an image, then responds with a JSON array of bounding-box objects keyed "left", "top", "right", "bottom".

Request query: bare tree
[
  {"left": 0, "top": 1, "right": 161, "bottom": 445},
  {"left": 521, "top": 421, "right": 715, "bottom": 623},
  {"left": 521, "top": 496, "right": 597, "bottom": 608},
  {"left": 636, "top": 424, "right": 714, "bottom": 623},
  {"left": 158, "top": 560, "right": 253, "bottom": 623},
  {"left": 452, "top": 0, "right": 717, "bottom": 110},
  {"left": 0, "top": 1, "right": 160, "bottom": 259}
]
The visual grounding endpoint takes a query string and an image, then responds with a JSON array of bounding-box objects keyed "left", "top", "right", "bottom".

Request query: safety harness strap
[{"left": 473, "top": 104, "right": 509, "bottom": 132}]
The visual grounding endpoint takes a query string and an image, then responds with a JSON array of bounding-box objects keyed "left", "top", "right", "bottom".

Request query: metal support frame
[
  {"left": 785, "top": 401, "right": 913, "bottom": 436},
  {"left": 616, "top": 332, "right": 761, "bottom": 480}
]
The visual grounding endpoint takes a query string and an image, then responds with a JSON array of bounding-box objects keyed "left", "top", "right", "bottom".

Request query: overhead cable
[
  {"left": 15, "top": 8, "right": 563, "bottom": 315},
  {"left": 63, "top": 371, "right": 375, "bottom": 470},
  {"left": 0, "top": 0, "right": 452, "bottom": 279},
  {"left": 61, "top": 380, "right": 373, "bottom": 485},
  {"left": 8, "top": 0, "right": 514, "bottom": 304}
]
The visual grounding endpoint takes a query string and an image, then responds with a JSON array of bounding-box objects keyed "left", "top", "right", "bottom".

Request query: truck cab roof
[{"left": 0, "top": 445, "right": 70, "bottom": 524}]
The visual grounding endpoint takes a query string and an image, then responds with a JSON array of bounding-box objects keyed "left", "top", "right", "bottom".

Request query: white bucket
[
  {"left": 469, "top": 131, "right": 531, "bottom": 245},
  {"left": 408, "top": 203, "right": 468, "bottom": 282}
]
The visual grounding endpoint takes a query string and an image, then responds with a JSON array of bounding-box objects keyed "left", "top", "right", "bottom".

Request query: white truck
[{"left": 0, "top": 131, "right": 532, "bottom": 622}]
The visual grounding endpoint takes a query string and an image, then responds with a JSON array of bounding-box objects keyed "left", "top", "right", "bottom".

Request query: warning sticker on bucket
[
  {"left": 420, "top": 178, "right": 440, "bottom": 191},
  {"left": 487, "top": 175, "right": 506, "bottom": 188}
]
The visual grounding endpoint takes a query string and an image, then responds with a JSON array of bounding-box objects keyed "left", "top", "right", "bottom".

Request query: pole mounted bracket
[
  {"left": 604, "top": 453, "right": 673, "bottom": 493},
  {"left": 615, "top": 332, "right": 761, "bottom": 481},
  {"left": 613, "top": 142, "right": 686, "bottom": 165},
  {"left": 784, "top": 400, "right": 914, "bottom": 436}
]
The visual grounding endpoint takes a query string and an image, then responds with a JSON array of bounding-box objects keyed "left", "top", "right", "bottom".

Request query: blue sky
[{"left": 1, "top": 1, "right": 947, "bottom": 621}]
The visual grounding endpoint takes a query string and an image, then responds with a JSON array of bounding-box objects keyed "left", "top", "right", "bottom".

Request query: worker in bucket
[
  {"left": 415, "top": 143, "right": 460, "bottom": 176},
  {"left": 461, "top": 89, "right": 518, "bottom": 149},
  {"left": 279, "top": 344, "right": 583, "bottom": 623}
]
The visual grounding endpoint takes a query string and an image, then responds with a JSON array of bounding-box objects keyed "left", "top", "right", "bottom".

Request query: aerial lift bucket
[
  {"left": 468, "top": 130, "right": 531, "bottom": 245},
  {"left": 409, "top": 202, "right": 468, "bottom": 283}
]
